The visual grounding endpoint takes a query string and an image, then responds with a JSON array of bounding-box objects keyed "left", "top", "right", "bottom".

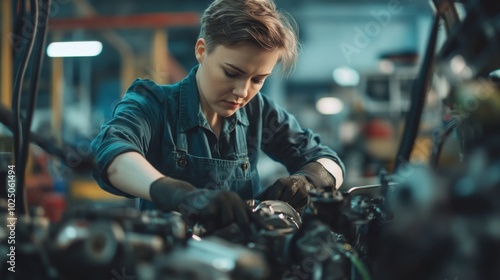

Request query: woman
[{"left": 91, "top": 0, "right": 345, "bottom": 234}]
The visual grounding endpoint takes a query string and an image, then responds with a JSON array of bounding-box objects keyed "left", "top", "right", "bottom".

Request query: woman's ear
[{"left": 195, "top": 38, "right": 206, "bottom": 64}]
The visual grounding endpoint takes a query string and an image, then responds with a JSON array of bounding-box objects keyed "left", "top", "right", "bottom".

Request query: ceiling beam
[{"left": 48, "top": 13, "right": 200, "bottom": 31}]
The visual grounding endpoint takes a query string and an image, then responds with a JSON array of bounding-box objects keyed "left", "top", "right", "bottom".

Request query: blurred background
[{"left": 1, "top": 0, "right": 450, "bottom": 218}]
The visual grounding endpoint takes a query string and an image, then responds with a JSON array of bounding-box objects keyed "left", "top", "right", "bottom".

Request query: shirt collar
[
  {"left": 179, "top": 65, "right": 249, "bottom": 132},
  {"left": 235, "top": 105, "right": 249, "bottom": 126}
]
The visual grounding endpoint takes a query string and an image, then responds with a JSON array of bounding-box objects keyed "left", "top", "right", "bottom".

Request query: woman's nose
[{"left": 232, "top": 80, "right": 250, "bottom": 99}]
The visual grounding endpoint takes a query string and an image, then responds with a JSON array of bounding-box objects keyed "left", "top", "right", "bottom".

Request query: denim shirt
[{"left": 91, "top": 65, "right": 344, "bottom": 209}]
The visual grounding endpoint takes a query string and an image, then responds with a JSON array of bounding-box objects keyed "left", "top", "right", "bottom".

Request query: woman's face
[{"left": 195, "top": 39, "right": 280, "bottom": 119}]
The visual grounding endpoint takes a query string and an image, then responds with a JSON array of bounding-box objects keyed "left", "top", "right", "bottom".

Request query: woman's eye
[
  {"left": 252, "top": 78, "right": 264, "bottom": 84},
  {"left": 224, "top": 70, "right": 238, "bottom": 78}
]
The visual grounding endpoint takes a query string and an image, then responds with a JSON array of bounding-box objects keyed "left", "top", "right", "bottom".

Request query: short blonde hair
[{"left": 199, "top": 0, "right": 300, "bottom": 75}]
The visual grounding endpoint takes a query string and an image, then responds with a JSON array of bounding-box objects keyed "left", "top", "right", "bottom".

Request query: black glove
[
  {"left": 150, "top": 177, "right": 250, "bottom": 234},
  {"left": 255, "top": 162, "right": 336, "bottom": 209}
]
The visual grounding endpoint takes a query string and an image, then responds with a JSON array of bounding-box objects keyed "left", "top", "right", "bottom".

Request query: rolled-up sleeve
[
  {"left": 91, "top": 79, "right": 163, "bottom": 197},
  {"left": 259, "top": 94, "right": 345, "bottom": 176}
]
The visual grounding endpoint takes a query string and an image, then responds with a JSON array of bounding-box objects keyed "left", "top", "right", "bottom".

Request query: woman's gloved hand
[
  {"left": 255, "top": 162, "right": 336, "bottom": 209},
  {"left": 150, "top": 177, "right": 251, "bottom": 234}
]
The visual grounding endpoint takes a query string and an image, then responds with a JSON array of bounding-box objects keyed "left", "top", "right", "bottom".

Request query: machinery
[{"left": 2, "top": 0, "right": 500, "bottom": 279}]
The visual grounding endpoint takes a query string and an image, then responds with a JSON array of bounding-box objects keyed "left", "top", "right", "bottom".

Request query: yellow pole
[
  {"left": 121, "top": 56, "right": 135, "bottom": 97},
  {"left": 1, "top": 0, "right": 13, "bottom": 107},
  {"left": 151, "top": 29, "right": 169, "bottom": 84}
]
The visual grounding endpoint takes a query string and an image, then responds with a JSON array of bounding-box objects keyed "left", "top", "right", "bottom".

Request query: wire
[
  {"left": 347, "top": 252, "right": 371, "bottom": 280},
  {"left": 11, "top": 0, "right": 51, "bottom": 216},
  {"left": 12, "top": 0, "right": 40, "bottom": 216},
  {"left": 20, "top": 0, "right": 52, "bottom": 214},
  {"left": 0, "top": 104, "right": 95, "bottom": 172}
]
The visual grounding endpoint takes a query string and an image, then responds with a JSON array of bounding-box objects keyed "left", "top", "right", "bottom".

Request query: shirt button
[
  {"left": 177, "top": 158, "right": 188, "bottom": 167},
  {"left": 242, "top": 162, "right": 249, "bottom": 171}
]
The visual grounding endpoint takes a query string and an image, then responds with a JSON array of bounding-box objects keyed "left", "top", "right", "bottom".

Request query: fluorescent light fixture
[
  {"left": 333, "top": 67, "right": 360, "bottom": 87},
  {"left": 47, "top": 41, "right": 103, "bottom": 57},
  {"left": 316, "top": 97, "right": 344, "bottom": 115}
]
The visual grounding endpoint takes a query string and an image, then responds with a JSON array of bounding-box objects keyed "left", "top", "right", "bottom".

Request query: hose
[{"left": 394, "top": 14, "right": 441, "bottom": 173}]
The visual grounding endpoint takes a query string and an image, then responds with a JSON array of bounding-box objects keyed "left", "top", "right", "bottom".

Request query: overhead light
[
  {"left": 379, "top": 59, "right": 395, "bottom": 74},
  {"left": 316, "top": 97, "right": 344, "bottom": 115},
  {"left": 333, "top": 67, "right": 360, "bottom": 87},
  {"left": 450, "top": 55, "right": 466, "bottom": 74},
  {"left": 449, "top": 54, "right": 472, "bottom": 78},
  {"left": 47, "top": 41, "right": 103, "bottom": 57}
]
